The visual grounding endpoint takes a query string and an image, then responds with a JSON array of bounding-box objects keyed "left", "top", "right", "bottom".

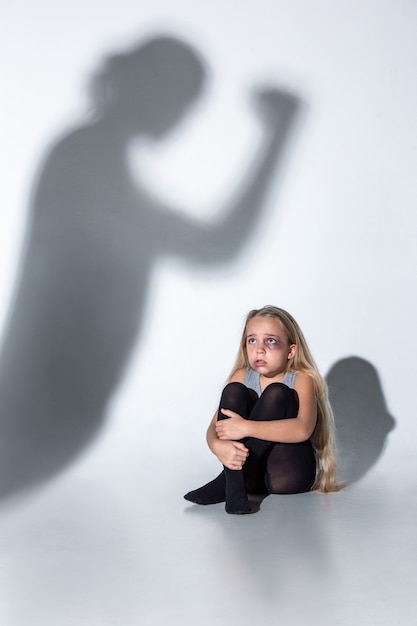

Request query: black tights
[{"left": 184, "top": 382, "right": 316, "bottom": 514}]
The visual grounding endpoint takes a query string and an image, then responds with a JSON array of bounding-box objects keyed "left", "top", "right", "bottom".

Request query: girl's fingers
[
  {"left": 228, "top": 463, "right": 243, "bottom": 470},
  {"left": 220, "top": 408, "right": 236, "bottom": 418}
]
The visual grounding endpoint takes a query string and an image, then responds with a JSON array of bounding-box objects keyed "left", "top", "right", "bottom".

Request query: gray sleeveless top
[{"left": 244, "top": 367, "right": 296, "bottom": 396}]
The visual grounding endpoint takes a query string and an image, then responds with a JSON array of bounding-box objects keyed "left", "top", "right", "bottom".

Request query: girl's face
[{"left": 245, "top": 316, "right": 296, "bottom": 379}]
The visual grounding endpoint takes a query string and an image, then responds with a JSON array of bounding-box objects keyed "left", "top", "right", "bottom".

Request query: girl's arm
[
  {"left": 206, "top": 412, "right": 249, "bottom": 470},
  {"left": 206, "top": 368, "right": 249, "bottom": 470},
  {"left": 216, "top": 372, "right": 317, "bottom": 443}
]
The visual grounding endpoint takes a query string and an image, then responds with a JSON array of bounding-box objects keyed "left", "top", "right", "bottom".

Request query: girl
[{"left": 184, "top": 305, "right": 340, "bottom": 514}]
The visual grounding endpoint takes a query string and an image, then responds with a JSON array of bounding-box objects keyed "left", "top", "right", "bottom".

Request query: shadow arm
[{"left": 156, "top": 90, "right": 301, "bottom": 264}]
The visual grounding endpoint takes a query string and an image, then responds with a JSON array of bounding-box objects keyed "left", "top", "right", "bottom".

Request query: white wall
[{"left": 2, "top": 0, "right": 416, "bottom": 493}]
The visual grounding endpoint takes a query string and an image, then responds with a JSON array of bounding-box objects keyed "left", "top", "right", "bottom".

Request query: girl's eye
[
  {"left": 247, "top": 338, "right": 256, "bottom": 344},
  {"left": 266, "top": 338, "right": 277, "bottom": 345}
]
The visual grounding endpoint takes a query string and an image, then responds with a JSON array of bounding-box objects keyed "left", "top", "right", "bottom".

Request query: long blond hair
[{"left": 231, "top": 305, "right": 340, "bottom": 492}]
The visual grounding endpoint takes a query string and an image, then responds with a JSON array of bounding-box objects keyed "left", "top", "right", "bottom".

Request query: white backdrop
[
  {"left": 2, "top": 0, "right": 416, "bottom": 480},
  {"left": 1, "top": 1, "right": 417, "bottom": 624}
]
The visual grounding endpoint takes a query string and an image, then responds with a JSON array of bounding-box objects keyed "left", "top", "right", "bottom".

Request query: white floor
[{"left": 0, "top": 437, "right": 416, "bottom": 626}]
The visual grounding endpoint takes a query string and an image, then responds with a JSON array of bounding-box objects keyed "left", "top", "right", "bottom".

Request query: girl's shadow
[
  {"left": 250, "top": 355, "right": 395, "bottom": 510},
  {"left": 327, "top": 356, "right": 395, "bottom": 484}
]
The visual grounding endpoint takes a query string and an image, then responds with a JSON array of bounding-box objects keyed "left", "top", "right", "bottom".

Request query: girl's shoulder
[
  {"left": 293, "top": 370, "right": 316, "bottom": 392},
  {"left": 293, "top": 369, "right": 312, "bottom": 381},
  {"left": 228, "top": 367, "right": 247, "bottom": 383}
]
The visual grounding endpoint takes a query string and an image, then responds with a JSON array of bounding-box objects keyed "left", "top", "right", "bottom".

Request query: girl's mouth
[{"left": 256, "top": 360, "right": 267, "bottom": 367}]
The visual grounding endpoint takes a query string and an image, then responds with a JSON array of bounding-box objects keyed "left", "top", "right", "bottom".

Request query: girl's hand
[
  {"left": 213, "top": 440, "right": 249, "bottom": 471},
  {"left": 215, "top": 410, "right": 250, "bottom": 440}
]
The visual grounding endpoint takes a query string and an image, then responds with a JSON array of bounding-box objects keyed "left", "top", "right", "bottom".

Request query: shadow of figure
[
  {"left": 326, "top": 356, "right": 396, "bottom": 484},
  {"left": 0, "top": 35, "right": 301, "bottom": 500}
]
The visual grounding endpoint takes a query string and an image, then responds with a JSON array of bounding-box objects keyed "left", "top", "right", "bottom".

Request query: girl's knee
[
  {"left": 223, "top": 381, "right": 246, "bottom": 393},
  {"left": 265, "top": 382, "right": 298, "bottom": 405},
  {"left": 262, "top": 382, "right": 293, "bottom": 400},
  {"left": 257, "top": 383, "right": 298, "bottom": 419},
  {"left": 219, "top": 382, "right": 257, "bottom": 417},
  {"left": 220, "top": 382, "right": 246, "bottom": 403}
]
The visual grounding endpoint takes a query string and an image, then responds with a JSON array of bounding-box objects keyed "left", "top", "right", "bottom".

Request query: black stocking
[
  {"left": 217, "top": 382, "right": 258, "bottom": 514},
  {"left": 184, "top": 381, "right": 315, "bottom": 512},
  {"left": 244, "top": 383, "right": 316, "bottom": 494},
  {"left": 183, "top": 383, "right": 257, "bottom": 511},
  {"left": 242, "top": 382, "right": 299, "bottom": 492}
]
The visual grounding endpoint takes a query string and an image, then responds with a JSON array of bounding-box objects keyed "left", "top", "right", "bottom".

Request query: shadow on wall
[
  {"left": 0, "top": 34, "right": 301, "bottom": 501},
  {"left": 326, "top": 356, "right": 396, "bottom": 484}
]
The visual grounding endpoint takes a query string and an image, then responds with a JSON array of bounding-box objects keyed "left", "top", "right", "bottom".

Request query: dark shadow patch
[
  {"left": 0, "top": 34, "right": 301, "bottom": 501},
  {"left": 326, "top": 356, "right": 395, "bottom": 484}
]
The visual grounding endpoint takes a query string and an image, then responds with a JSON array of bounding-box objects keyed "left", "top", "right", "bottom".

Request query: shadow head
[
  {"left": 90, "top": 35, "right": 207, "bottom": 138},
  {"left": 327, "top": 356, "right": 396, "bottom": 484}
]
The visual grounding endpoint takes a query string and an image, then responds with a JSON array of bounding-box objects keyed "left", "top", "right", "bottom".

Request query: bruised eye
[{"left": 266, "top": 338, "right": 277, "bottom": 345}]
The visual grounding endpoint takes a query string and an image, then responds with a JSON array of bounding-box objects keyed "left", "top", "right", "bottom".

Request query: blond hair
[{"left": 230, "top": 305, "right": 340, "bottom": 493}]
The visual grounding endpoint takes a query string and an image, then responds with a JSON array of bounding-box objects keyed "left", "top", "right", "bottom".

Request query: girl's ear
[{"left": 288, "top": 344, "right": 296, "bottom": 360}]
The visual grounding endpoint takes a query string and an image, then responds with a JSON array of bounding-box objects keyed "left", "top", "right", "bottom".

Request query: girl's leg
[
  {"left": 246, "top": 382, "right": 316, "bottom": 494},
  {"left": 184, "top": 382, "right": 314, "bottom": 509},
  {"left": 242, "top": 382, "right": 300, "bottom": 492},
  {"left": 218, "top": 383, "right": 258, "bottom": 514},
  {"left": 265, "top": 442, "right": 316, "bottom": 494},
  {"left": 184, "top": 382, "right": 257, "bottom": 512}
]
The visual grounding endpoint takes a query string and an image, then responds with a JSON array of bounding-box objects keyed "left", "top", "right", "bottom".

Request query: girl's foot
[
  {"left": 224, "top": 467, "right": 252, "bottom": 514},
  {"left": 225, "top": 493, "right": 252, "bottom": 514},
  {"left": 183, "top": 471, "right": 225, "bottom": 505}
]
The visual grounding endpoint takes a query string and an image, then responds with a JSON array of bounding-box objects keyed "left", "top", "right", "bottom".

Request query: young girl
[{"left": 184, "top": 305, "right": 340, "bottom": 514}]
